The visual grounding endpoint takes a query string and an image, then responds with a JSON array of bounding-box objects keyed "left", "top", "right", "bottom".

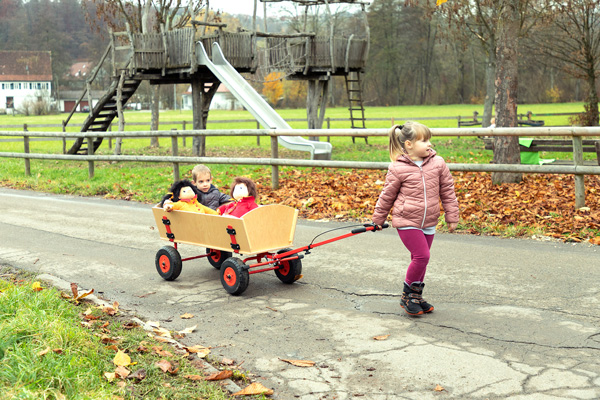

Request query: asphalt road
[{"left": 1, "top": 187, "right": 600, "bottom": 399}]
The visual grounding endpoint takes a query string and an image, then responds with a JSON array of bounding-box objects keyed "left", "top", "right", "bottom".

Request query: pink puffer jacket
[{"left": 372, "top": 150, "right": 459, "bottom": 229}]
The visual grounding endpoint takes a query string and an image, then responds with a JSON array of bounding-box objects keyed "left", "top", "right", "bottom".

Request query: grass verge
[{"left": 0, "top": 266, "right": 269, "bottom": 400}]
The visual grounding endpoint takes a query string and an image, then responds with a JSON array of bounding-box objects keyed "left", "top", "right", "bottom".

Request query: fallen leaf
[
  {"left": 104, "top": 372, "right": 116, "bottom": 382},
  {"left": 186, "top": 345, "right": 210, "bottom": 358},
  {"left": 232, "top": 382, "right": 274, "bottom": 396},
  {"left": 221, "top": 358, "right": 235, "bottom": 366},
  {"left": 31, "top": 282, "right": 43, "bottom": 292},
  {"left": 280, "top": 358, "right": 316, "bottom": 367},
  {"left": 434, "top": 384, "right": 445, "bottom": 392},
  {"left": 128, "top": 368, "right": 147, "bottom": 381},
  {"left": 113, "top": 350, "right": 132, "bottom": 367},
  {"left": 37, "top": 347, "right": 50, "bottom": 356},
  {"left": 180, "top": 313, "right": 194, "bottom": 319},
  {"left": 155, "top": 359, "right": 178, "bottom": 374},
  {"left": 373, "top": 334, "right": 390, "bottom": 341},
  {"left": 204, "top": 370, "right": 233, "bottom": 381},
  {"left": 123, "top": 322, "right": 139, "bottom": 330},
  {"left": 115, "top": 366, "right": 130, "bottom": 379},
  {"left": 178, "top": 325, "right": 197, "bottom": 334},
  {"left": 184, "top": 374, "right": 204, "bottom": 381}
]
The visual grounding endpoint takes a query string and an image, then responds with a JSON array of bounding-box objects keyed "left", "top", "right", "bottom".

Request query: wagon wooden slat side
[{"left": 152, "top": 204, "right": 298, "bottom": 255}]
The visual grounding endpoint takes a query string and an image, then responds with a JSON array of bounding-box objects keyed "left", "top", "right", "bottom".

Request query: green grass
[
  {"left": 0, "top": 102, "right": 595, "bottom": 205},
  {"left": 0, "top": 267, "right": 264, "bottom": 400}
]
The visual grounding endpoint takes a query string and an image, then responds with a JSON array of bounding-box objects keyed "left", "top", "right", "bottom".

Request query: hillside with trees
[{"left": 0, "top": 0, "right": 591, "bottom": 110}]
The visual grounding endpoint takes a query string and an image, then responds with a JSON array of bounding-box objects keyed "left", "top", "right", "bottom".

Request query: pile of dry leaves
[{"left": 256, "top": 168, "right": 600, "bottom": 244}]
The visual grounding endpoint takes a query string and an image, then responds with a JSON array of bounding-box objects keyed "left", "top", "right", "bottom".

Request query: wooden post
[
  {"left": 182, "top": 121, "right": 186, "bottom": 147},
  {"left": 256, "top": 121, "right": 261, "bottom": 146},
  {"left": 270, "top": 136, "right": 279, "bottom": 190},
  {"left": 88, "top": 137, "right": 95, "bottom": 179},
  {"left": 573, "top": 135, "right": 585, "bottom": 208},
  {"left": 171, "top": 131, "right": 180, "bottom": 182},
  {"left": 61, "top": 120, "right": 67, "bottom": 154},
  {"left": 23, "top": 124, "right": 31, "bottom": 176}
]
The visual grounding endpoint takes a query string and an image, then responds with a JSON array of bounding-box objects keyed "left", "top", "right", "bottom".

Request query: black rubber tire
[
  {"left": 220, "top": 257, "right": 249, "bottom": 296},
  {"left": 206, "top": 248, "right": 233, "bottom": 270},
  {"left": 155, "top": 246, "right": 182, "bottom": 281},
  {"left": 275, "top": 248, "right": 303, "bottom": 284}
]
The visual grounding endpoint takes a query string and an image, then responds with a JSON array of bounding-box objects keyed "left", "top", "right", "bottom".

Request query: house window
[
  {"left": 6, "top": 97, "right": 14, "bottom": 109},
  {"left": 10, "top": 83, "right": 14, "bottom": 90},
  {"left": 29, "top": 83, "right": 33, "bottom": 89}
]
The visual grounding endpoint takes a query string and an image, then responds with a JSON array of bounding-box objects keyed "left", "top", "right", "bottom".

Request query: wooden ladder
[
  {"left": 67, "top": 75, "right": 142, "bottom": 155},
  {"left": 345, "top": 71, "right": 367, "bottom": 144}
]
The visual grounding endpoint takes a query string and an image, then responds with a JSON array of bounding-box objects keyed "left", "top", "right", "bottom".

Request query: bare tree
[{"left": 527, "top": 0, "right": 600, "bottom": 126}]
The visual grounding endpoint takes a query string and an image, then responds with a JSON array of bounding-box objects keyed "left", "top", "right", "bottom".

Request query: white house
[
  {"left": 181, "top": 83, "right": 242, "bottom": 111},
  {"left": 0, "top": 51, "right": 53, "bottom": 114}
]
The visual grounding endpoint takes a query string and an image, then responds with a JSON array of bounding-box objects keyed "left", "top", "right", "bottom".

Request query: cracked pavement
[{"left": 1, "top": 187, "right": 599, "bottom": 399}]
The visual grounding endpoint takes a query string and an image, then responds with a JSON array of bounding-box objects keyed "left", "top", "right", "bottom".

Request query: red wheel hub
[
  {"left": 223, "top": 267, "right": 236, "bottom": 286},
  {"left": 279, "top": 261, "right": 290, "bottom": 276},
  {"left": 159, "top": 255, "right": 171, "bottom": 273}
]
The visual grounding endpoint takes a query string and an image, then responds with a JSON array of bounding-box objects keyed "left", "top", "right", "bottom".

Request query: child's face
[
  {"left": 193, "top": 173, "right": 212, "bottom": 193},
  {"left": 406, "top": 138, "right": 432, "bottom": 160}
]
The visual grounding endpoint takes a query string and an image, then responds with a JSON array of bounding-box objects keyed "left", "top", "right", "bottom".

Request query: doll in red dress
[{"left": 218, "top": 177, "right": 259, "bottom": 217}]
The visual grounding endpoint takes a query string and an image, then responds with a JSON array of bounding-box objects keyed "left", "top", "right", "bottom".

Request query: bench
[
  {"left": 458, "top": 111, "right": 544, "bottom": 128},
  {"left": 482, "top": 138, "right": 600, "bottom": 165}
]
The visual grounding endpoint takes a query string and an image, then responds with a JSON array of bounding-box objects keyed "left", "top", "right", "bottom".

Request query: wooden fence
[
  {"left": 1, "top": 126, "right": 600, "bottom": 208},
  {"left": 0, "top": 111, "right": 581, "bottom": 136}
]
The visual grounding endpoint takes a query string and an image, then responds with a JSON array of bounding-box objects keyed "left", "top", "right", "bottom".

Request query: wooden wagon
[{"left": 152, "top": 204, "right": 386, "bottom": 295}]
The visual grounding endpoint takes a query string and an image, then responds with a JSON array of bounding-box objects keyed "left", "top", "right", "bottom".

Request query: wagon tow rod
[{"left": 276, "top": 223, "right": 389, "bottom": 259}]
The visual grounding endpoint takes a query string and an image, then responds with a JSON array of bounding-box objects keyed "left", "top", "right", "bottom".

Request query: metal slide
[{"left": 196, "top": 42, "right": 332, "bottom": 160}]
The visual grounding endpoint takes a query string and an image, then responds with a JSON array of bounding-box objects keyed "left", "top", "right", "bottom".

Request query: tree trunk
[
  {"left": 492, "top": 0, "right": 521, "bottom": 184},
  {"left": 482, "top": 40, "right": 496, "bottom": 128},
  {"left": 150, "top": 85, "right": 160, "bottom": 147},
  {"left": 191, "top": 78, "right": 205, "bottom": 156},
  {"left": 585, "top": 55, "right": 600, "bottom": 126}
]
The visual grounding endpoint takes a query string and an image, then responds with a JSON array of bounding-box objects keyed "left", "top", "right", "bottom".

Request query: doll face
[
  {"left": 232, "top": 183, "right": 249, "bottom": 200},
  {"left": 179, "top": 186, "right": 197, "bottom": 200}
]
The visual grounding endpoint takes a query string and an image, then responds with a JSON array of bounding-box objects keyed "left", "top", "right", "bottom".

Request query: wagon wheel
[
  {"left": 275, "top": 248, "right": 303, "bottom": 284},
  {"left": 220, "top": 258, "right": 249, "bottom": 296},
  {"left": 206, "top": 248, "right": 232, "bottom": 270},
  {"left": 155, "top": 246, "right": 182, "bottom": 281}
]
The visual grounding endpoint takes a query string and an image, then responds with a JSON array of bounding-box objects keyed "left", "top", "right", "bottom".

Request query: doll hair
[
  {"left": 159, "top": 179, "right": 197, "bottom": 207},
  {"left": 388, "top": 121, "right": 432, "bottom": 161},
  {"left": 191, "top": 164, "right": 212, "bottom": 182},
  {"left": 230, "top": 176, "right": 258, "bottom": 199}
]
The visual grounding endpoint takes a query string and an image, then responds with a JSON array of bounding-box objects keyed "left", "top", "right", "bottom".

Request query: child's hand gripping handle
[{"left": 351, "top": 223, "right": 389, "bottom": 234}]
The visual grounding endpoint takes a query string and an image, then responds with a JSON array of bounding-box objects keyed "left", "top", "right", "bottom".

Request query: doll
[
  {"left": 159, "top": 179, "right": 218, "bottom": 214},
  {"left": 217, "top": 177, "right": 259, "bottom": 217}
]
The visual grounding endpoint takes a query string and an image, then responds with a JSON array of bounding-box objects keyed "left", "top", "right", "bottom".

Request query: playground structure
[{"left": 64, "top": 0, "right": 370, "bottom": 159}]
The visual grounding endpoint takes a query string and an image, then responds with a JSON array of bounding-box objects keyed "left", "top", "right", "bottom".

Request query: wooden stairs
[
  {"left": 67, "top": 75, "right": 142, "bottom": 155},
  {"left": 345, "top": 71, "right": 367, "bottom": 144}
]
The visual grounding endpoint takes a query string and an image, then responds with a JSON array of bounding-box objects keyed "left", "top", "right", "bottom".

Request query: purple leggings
[{"left": 397, "top": 229, "right": 434, "bottom": 285}]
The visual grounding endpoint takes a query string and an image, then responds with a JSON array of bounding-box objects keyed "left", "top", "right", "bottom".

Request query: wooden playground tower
[{"left": 64, "top": 0, "right": 370, "bottom": 155}]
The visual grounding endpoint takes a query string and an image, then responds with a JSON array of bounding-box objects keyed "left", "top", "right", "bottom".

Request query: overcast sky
[
  {"left": 211, "top": 1, "right": 367, "bottom": 17},
  {"left": 211, "top": 1, "right": 292, "bottom": 16}
]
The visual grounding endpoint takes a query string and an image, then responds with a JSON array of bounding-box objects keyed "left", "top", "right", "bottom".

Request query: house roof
[
  {"left": 0, "top": 51, "right": 53, "bottom": 82},
  {"left": 68, "top": 61, "right": 93, "bottom": 78}
]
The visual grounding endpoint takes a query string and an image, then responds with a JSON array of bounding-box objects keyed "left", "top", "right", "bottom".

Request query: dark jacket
[{"left": 195, "top": 185, "right": 232, "bottom": 210}]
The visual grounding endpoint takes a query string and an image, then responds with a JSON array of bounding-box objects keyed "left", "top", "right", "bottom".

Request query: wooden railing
[{"left": 1, "top": 127, "right": 599, "bottom": 208}]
